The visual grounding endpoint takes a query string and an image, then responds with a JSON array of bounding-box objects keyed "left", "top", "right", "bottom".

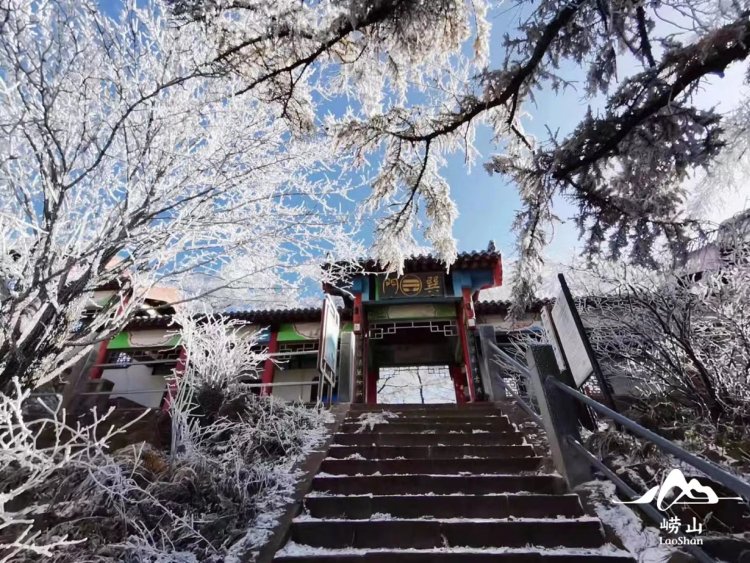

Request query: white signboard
[
  {"left": 541, "top": 307, "right": 567, "bottom": 373},
  {"left": 550, "top": 291, "right": 594, "bottom": 387},
  {"left": 318, "top": 295, "right": 340, "bottom": 382}
]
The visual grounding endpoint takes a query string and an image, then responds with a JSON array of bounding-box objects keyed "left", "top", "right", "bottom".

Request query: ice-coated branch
[
  {"left": 0, "top": 377, "right": 146, "bottom": 561},
  {"left": 0, "top": 0, "right": 358, "bottom": 391}
]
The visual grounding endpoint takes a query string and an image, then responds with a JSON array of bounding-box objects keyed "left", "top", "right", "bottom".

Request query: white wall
[
  {"left": 102, "top": 365, "right": 167, "bottom": 409},
  {"left": 272, "top": 368, "right": 318, "bottom": 402}
]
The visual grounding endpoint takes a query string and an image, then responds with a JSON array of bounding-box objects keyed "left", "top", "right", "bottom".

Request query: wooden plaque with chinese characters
[{"left": 380, "top": 272, "right": 445, "bottom": 299}]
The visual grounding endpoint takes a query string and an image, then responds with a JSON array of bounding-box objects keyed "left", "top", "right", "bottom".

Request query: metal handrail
[
  {"left": 567, "top": 438, "right": 714, "bottom": 563},
  {"left": 548, "top": 377, "right": 750, "bottom": 503},
  {"left": 486, "top": 343, "right": 542, "bottom": 425},
  {"left": 488, "top": 361, "right": 543, "bottom": 426},
  {"left": 483, "top": 333, "right": 748, "bottom": 563},
  {"left": 487, "top": 341, "right": 534, "bottom": 379},
  {"left": 489, "top": 343, "right": 543, "bottom": 426},
  {"left": 488, "top": 337, "right": 750, "bottom": 503}
]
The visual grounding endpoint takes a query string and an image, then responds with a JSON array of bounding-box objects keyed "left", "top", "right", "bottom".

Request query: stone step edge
[
  {"left": 333, "top": 432, "right": 524, "bottom": 438},
  {"left": 275, "top": 542, "right": 632, "bottom": 558},
  {"left": 292, "top": 516, "right": 601, "bottom": 523},
  {"left": 305, "top": 493, "right": 582, "bottom": 499},
  {"left": 344, "top": 415, "right": 509, "bottom": 418},
  {"left": 306, "top": 490, "right": 564, "bottom": 497},
  {"left": 340, "top": 423, "right": 514, "bottom": 428},
  {"left": 314, "top": 472, "right": 551, "bottom": 478},
  {"left": 326, "top": 445, "right": 535, "bottom": 451},
  {"left": 322, "top": 456, "right": 541, "bottom": 461}
]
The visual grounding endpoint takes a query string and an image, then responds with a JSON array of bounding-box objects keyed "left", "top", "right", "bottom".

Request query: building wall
[
  {"left": 101, "top": 365, "right": 167, "bottom": 409},
  {"left": 271, "top": 368, "right": 318, "bottom": 402}
]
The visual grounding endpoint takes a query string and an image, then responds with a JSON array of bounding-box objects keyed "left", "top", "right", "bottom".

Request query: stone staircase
[{"left": 274, "top": 402, "right": 634, "bottom": 562}]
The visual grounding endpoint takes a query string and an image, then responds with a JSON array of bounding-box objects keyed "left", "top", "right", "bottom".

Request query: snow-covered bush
[
  {"left": 167, "top": 308, "right": 269, "bottom": 455},
  {"left": 580, "top": 256, "right": 750, "bottom": 433},
  {"left": 567, "top": 236, "right": 750, "bottom": 531},
  {"left": 4, "top": 393, "right": 329, "bottom": 562},
  {"left": 3, "top": 313, "right": 331, "bottom": 562},
  {"left": 0, "top": 378, "right": 147, "bottom": 561}
]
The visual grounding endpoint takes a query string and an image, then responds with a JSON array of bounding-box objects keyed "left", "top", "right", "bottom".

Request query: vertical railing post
[
  {"left": 477, "top": 325, "right": 506, "bottom": 400},
  {"left": 526, "top": 344, "right": 591, "bottom": 488}
]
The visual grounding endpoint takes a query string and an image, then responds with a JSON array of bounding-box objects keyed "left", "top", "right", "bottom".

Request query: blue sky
[
  {"left": 445, "top": 6, "right": 592, "bottom": 260},
  {"left": 446, "top": 5, "right": 750, "bottom": 262},
  {"left": 98, "top": 0, "right": 749, "bottom": 268},
  {"left": 97, "top": 0, "right": 583, "bottom": 261}
]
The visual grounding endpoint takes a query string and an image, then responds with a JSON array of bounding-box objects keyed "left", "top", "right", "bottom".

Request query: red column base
[
  {"left": 366, "top": 369, "right": 378, "bottom": 404},
  {"left": 450, "top": 365, "right": 468, "bottom": 404}
]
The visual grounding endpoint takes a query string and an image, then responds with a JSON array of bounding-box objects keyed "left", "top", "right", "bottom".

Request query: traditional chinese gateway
[{"left": 67, "top": 247, "right": 552, "bottom": 412}]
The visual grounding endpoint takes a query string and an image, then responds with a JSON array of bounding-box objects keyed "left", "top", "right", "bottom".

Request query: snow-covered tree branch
[
  {"left": 0, "top": 0, "right": 359, "bottom": 391},
  {"left": 200, "top": 0, "right": 749, "bottom": 304},
  {"left": 574, "top": 231, "right": 750, "bottom": 423}
]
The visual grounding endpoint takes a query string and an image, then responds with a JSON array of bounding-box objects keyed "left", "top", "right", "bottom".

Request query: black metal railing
[
  {"left": 547, "top": 377, "right": 750, "bottom": 502},
  {"left": 488, "top": 344, "right": 542, "bottom": 425},
  {"left": 482, "top": 338, "right": 749, "bottom": 563}
]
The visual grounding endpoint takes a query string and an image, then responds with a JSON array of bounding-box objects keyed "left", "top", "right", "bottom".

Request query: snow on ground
[
  {"left": 377, "top": 366, "right": 456, "bottom": 404},
  {"left": 292, "top": 515, "right": 602, "bottom": 523},
  {"left": 577, "top": 481, "right": 676, "bottom": 563},
  {"left": 225, "top": 406, "right": 334, "bottom": 562}
]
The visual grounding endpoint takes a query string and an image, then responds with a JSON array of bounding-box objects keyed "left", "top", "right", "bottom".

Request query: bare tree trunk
[{"left": 416, "top": 369, "right": 425, "bottom": 404}]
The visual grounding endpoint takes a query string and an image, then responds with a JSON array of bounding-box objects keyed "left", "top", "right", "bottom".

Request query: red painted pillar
[
  {"left": 261, "top": 331, "right": 278, "bottom": 397},
  {"left": 450, "top": 365, "right": 467, "bottom": 404},
  {"left": 366, "top": 369, "right": 378, "bottom": 404},
  {"left": 457, "top": 291, "right": 477, "bottom": 402},
  {"left": 88, "top": 340, "right": 110, "bottom": 380},
  {"left": 353, "top": 293, "right": 363, "bottom": 333},
  {"left": 162, "top": 346, "right": 187, "bottom": 412},
  {"left": 354, "top": 292, "right": 371, "bottom": 405}
]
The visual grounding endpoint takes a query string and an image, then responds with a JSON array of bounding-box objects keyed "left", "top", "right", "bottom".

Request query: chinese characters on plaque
[{"left": 380, "top": 272, "right": 445, "bottom": 299}]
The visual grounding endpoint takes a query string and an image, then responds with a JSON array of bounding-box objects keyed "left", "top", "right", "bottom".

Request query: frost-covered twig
[{"left": 0, "top": 377, "right": 147, "bottom": 561}]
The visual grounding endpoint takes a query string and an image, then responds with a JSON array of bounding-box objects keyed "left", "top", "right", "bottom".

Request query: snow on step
[
  {"left": 318, "top": 456, "right": 543, "bottom": 475},
  {"left": 303, "top": 493, "right": 585, "bottom": 519},
  {"left": 311, "top": 474, "right": 565, "bottom": 495},
  {"left": 333, "top": 432, "right": 524, "bottom": 446},
  {"left": 275, "top": 542, "right": 634, "bottom": 562},
  {"left": 289, "top": 518, "right": 607, "bottom": 549},
  {"left": 271, "top": 403, "right": 635, "bottom": 562},
  {"left": 325, "top": 444, "right": 536, "bottom": 459}
]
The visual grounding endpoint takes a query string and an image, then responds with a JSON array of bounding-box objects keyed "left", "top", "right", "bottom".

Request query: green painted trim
[
  {"left": 277, "top": 322, "right": 321, "bottom": 342},
  {"left": 107, "top": 332, "right": 130, "bottom": 349},
  {"left": 367, "top": 303, "right": 456, "bottom": 322},
  {"left": 107, "top": 332, "right": 181, "bottom": 349}
]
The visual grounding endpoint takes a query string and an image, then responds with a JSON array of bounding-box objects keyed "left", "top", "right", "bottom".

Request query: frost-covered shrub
[
  {"left": 4, "top": 310, "right": 331, "bottom": 562},
  {"left": 5, "top": 389, "right": 330, "bottom": 563},
  {"left": 569, "top": 245, "right": 750, "bottom": 534},
  {"left": 582, "top": 264, "right": 750, "bottom": 431}
]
